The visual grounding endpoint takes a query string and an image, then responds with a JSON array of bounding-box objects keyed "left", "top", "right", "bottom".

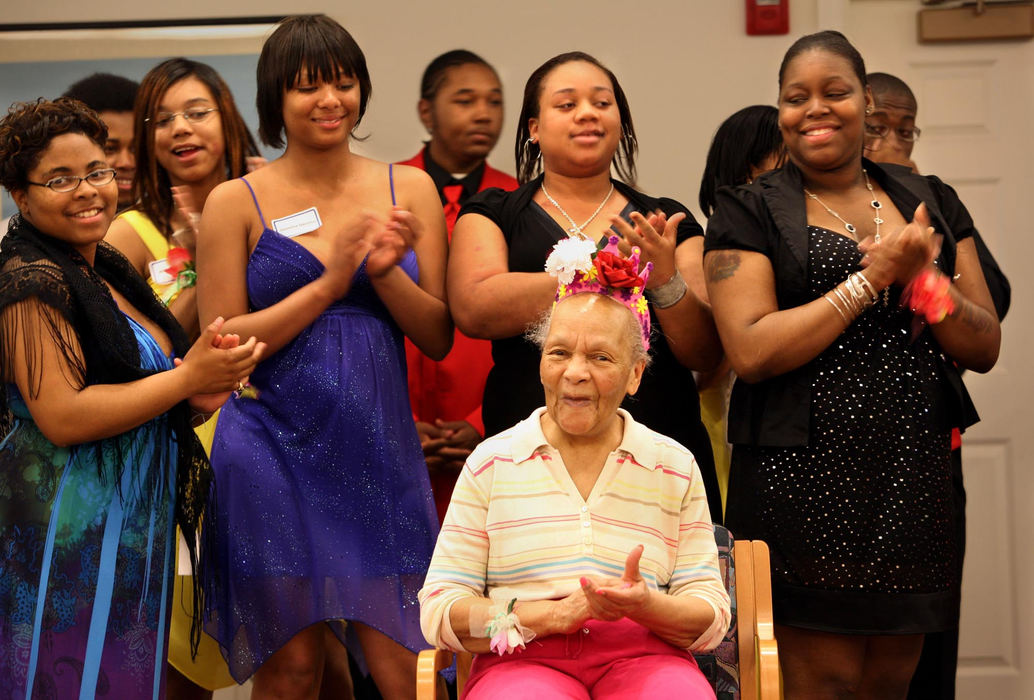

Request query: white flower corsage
[{"left": 544, "top": 236, "right": 597, "bottom": 285}]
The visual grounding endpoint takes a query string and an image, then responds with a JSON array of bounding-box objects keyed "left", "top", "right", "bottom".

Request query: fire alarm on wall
[{"left": 747, "top": 0, "right": 789, "bottom": 35}]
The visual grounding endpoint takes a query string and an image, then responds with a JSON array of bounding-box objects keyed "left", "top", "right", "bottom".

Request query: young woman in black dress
[
  {"left": 448, "top": 52, "right": 724, "bottom": 521},
  {"left": 704, "top": 31, "right": 1000, "bottom": 697}
]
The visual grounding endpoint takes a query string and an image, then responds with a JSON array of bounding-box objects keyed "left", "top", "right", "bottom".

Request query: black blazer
[{"left": 705, "top": 159, "right": 979, "bottom": 448}]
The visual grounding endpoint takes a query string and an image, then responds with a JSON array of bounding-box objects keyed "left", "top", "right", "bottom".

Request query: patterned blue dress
[
  {"left": 205, "top": 176, "right": 439, "bottom": 682},
  {"left": 0, "top": 316, "right": 177, "bottom": 699}
]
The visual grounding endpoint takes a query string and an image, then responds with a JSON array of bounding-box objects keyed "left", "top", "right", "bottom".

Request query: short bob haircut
[
  {"left": 256, "top": 14, "right": 372, "bottom": 149},
  {"left": 133, "top": 58, "right": 258, "bottom": 235},
  {"left": 698, "top": 105, "right": 786, "bottom": 217},
  {"left": 0, "top": 97, "right": 107, "bottom": 193},
  {"left": 515, "top": 51, "right": 637, "bottom": 186}
]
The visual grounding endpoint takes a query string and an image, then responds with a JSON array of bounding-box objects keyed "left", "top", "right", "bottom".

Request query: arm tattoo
[
  {"left": 953, "top": 297, "right": 994, "bottom": 334},
  {"left": 707, "top": 251, "right": 742, "bottom": 283}
]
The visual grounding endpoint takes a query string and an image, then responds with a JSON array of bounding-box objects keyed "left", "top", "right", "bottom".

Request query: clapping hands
[
  {"left": 175, "top": 317, "right": 265, "bottom": 414},
  {"left": 610, "top": 210, "right": 685, "bottom": 286},
  {"left": 366, "top": 207, "right": 420, "bottom": 278},
  {"left": 579, "top": 544, "right": 651, "bottom": 620},
  {"left": 859, "top": 202, "right": 940, "bottom": 288},
  {"left": 553, "top": 545, "right": 652, "bottom": 633}
]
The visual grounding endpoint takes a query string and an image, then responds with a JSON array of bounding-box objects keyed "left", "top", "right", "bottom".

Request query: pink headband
[{"left": 544, "top": 235, "right": 653, "bottom": 349}]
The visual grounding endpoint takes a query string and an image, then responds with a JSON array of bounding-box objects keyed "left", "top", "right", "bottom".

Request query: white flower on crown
[{"left": 544, "top": 236, "right": 597, "bottom": 286}]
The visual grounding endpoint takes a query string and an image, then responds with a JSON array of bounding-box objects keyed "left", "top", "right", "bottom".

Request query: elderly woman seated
[{"left": 418, "top": 235, "right": 730, "bottom": 699}]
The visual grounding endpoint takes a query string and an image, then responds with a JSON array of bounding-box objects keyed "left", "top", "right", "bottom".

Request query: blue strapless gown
[{"left": 205, "top": 221, "right": 439, "bottom": 682}]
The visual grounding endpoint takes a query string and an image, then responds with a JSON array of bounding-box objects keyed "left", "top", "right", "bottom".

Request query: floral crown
[{"left": 544, "top": 235, "right": 653, "bottom": 349}]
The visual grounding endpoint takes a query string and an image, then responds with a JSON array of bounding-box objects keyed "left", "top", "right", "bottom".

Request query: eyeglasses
[
  {"left": 146, "top": 107, "right": 219, "bottom": 130},
  {"left": 864, "top": 122, "right": 922, "bottom": 143},
  {"left": 27, "top": 168, "right": 117, "bottom": 193}
]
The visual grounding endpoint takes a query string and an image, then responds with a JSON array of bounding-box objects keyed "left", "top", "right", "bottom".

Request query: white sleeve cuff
[
  {"left": 688, "top": 596, "right": 729, "bottom": 652},
  {"left": 437, "top": 598, "right": 468, "bottom": 653}
]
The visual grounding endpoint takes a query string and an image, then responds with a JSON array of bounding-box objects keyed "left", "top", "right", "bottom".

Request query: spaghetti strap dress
[{"left": 204, "top": 166, "right": 439, "bottom": 682}]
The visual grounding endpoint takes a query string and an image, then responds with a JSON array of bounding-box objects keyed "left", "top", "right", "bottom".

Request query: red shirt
[{"left": 398, "top": 148, "right": 518, "bottom": 435}]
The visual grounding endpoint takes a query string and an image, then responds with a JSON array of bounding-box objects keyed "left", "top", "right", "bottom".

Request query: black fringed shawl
[{"left": 0, "top": 213, "right": 213, "bottom": 652}]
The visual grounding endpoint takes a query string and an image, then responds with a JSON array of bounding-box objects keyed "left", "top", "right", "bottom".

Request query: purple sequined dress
[{"left": 205, "top": 178, "right": 438, "bottom": 682}]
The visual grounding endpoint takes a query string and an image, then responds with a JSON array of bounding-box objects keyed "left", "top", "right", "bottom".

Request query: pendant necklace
[
  {"left": 804, "top": 169, "right": 889, "bottom": 305},
  {"left": 541, "top": 181, "right": 615, "bottom": 238}
]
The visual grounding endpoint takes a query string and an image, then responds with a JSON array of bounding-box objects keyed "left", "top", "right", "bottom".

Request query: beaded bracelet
[{"left": 645, "top": 270, "right": 687, "bottom": 309}]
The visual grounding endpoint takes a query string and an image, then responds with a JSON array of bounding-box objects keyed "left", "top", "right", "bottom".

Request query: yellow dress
[
  {"left": 698, "top": 372, "right": 733, "bottom": 514},
  {"left": 118, "top": 211, "right": 233, "bottom": 690}
]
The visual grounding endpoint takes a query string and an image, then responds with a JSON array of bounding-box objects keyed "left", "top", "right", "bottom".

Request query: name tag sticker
[
  {"left": 149, "top": 258, "right": 175, "bottom": 286},
  {"left": 272, "top": 207, "right": 323, "bottom": 238}
]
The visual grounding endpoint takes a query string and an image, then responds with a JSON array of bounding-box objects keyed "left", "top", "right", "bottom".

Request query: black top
[
  {"left": 725, "top": 225, "right": 960, "bottom": 634},
  {"left": 460, "top": 175, "right": 722, "bottom": 523},
  {"left": 704, "top": 159, "right": 979, "bottom": 448},
  {"left": 420, "top": 145, "right": 486, "bottom": 206}
]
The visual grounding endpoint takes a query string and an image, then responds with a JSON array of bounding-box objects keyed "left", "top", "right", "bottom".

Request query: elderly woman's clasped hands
[{"left": 577, "top": 544, "right": 650, "bottom": 622}]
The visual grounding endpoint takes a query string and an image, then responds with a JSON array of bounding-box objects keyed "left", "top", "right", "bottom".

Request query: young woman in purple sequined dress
[{"left": 196, "top": 15, "right": 450, "bottom": 698}]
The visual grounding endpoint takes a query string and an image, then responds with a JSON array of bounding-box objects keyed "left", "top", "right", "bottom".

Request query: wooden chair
[{"left": 416, "top": 527, "right": 781, "bottom": 699}]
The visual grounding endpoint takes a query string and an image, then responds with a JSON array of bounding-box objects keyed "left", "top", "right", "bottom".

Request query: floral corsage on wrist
[
  {"left": 485, "top": 599, "right": 535, "bottom": 656},
  {"left": 161, "top": 246, "right": 197, "bottom": 305},
  {"left": 901, "top": 268, "right": 955, "bottom": 325},
  {"left": 544, "top": 234, "right": 653, "bottom": 349}
]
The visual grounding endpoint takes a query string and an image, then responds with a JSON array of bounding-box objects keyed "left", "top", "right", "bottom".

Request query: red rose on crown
[{"left": 593, "top": 250, "right": 645, "bottom": 289}]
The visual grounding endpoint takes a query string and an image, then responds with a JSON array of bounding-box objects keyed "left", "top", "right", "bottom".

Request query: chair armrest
[
  {"left": 416, "top": 649, "right": 453, "bottom": 700},
  {"left": 757, "top": 637, "right": 781, "bottom": 699},
  {"left": 734, "top": 540, "right": 758, "bottom": 695},
  {"left": 751, "top": 540, "right": 781, "bottom": 699}
]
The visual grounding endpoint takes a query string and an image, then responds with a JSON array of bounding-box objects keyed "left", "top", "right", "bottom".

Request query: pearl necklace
[
  {"left": 541, "top": 181, "right": 615, "bottom": 238},
  {"left": 804, "top": 169, "right": 888, "bottom": 305}
]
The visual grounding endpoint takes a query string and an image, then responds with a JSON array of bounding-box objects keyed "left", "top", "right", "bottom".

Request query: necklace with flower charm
[
  {"left": 804, "top": 169, "right": 889, "bottom": 305},
  {"left": 541, "top": 181, "right": 615, "bottom": 238}
]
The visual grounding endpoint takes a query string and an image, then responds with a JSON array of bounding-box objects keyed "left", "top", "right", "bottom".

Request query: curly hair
[{"left": 0, "top": 97, "right": 108, "bottom": 193}]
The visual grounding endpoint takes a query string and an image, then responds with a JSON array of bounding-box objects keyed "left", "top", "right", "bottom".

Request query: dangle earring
[
  {"left": 622, "top": 126, "right": 638, "bottom": 149},
  {"left": 527, "top": 137, "right": 542, "bottom": 171}
]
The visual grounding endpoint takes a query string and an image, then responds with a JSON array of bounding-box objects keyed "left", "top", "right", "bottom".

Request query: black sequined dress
[{"left": 725, "top": 226, "right": 959, "bottom": 634}]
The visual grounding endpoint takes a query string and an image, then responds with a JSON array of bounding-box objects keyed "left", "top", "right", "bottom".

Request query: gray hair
[{"left": 525, "top": 294, "right": 652, "bottom": 368}]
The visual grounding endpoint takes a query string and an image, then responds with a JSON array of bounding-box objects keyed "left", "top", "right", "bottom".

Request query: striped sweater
[{"left": 419, "top": 408, "right": 730, "bottom": 652}]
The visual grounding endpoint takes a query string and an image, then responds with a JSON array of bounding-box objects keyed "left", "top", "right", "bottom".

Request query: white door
[{"left": 841, "top": 2, "right": 1034, "bottom": 697}]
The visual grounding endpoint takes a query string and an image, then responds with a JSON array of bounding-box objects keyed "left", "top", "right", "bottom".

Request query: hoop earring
[{"left": 524, "top": 137, "right": 542, "bottom": 164}]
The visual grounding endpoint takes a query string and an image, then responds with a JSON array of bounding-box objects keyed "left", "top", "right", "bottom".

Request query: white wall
[{"left": 1, "top": 0, "right": 822, "bottom": 221}]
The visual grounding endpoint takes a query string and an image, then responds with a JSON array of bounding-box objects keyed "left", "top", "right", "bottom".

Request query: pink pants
[{"left": 463, "top": 618, "right": 715, "bottom": 699}]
